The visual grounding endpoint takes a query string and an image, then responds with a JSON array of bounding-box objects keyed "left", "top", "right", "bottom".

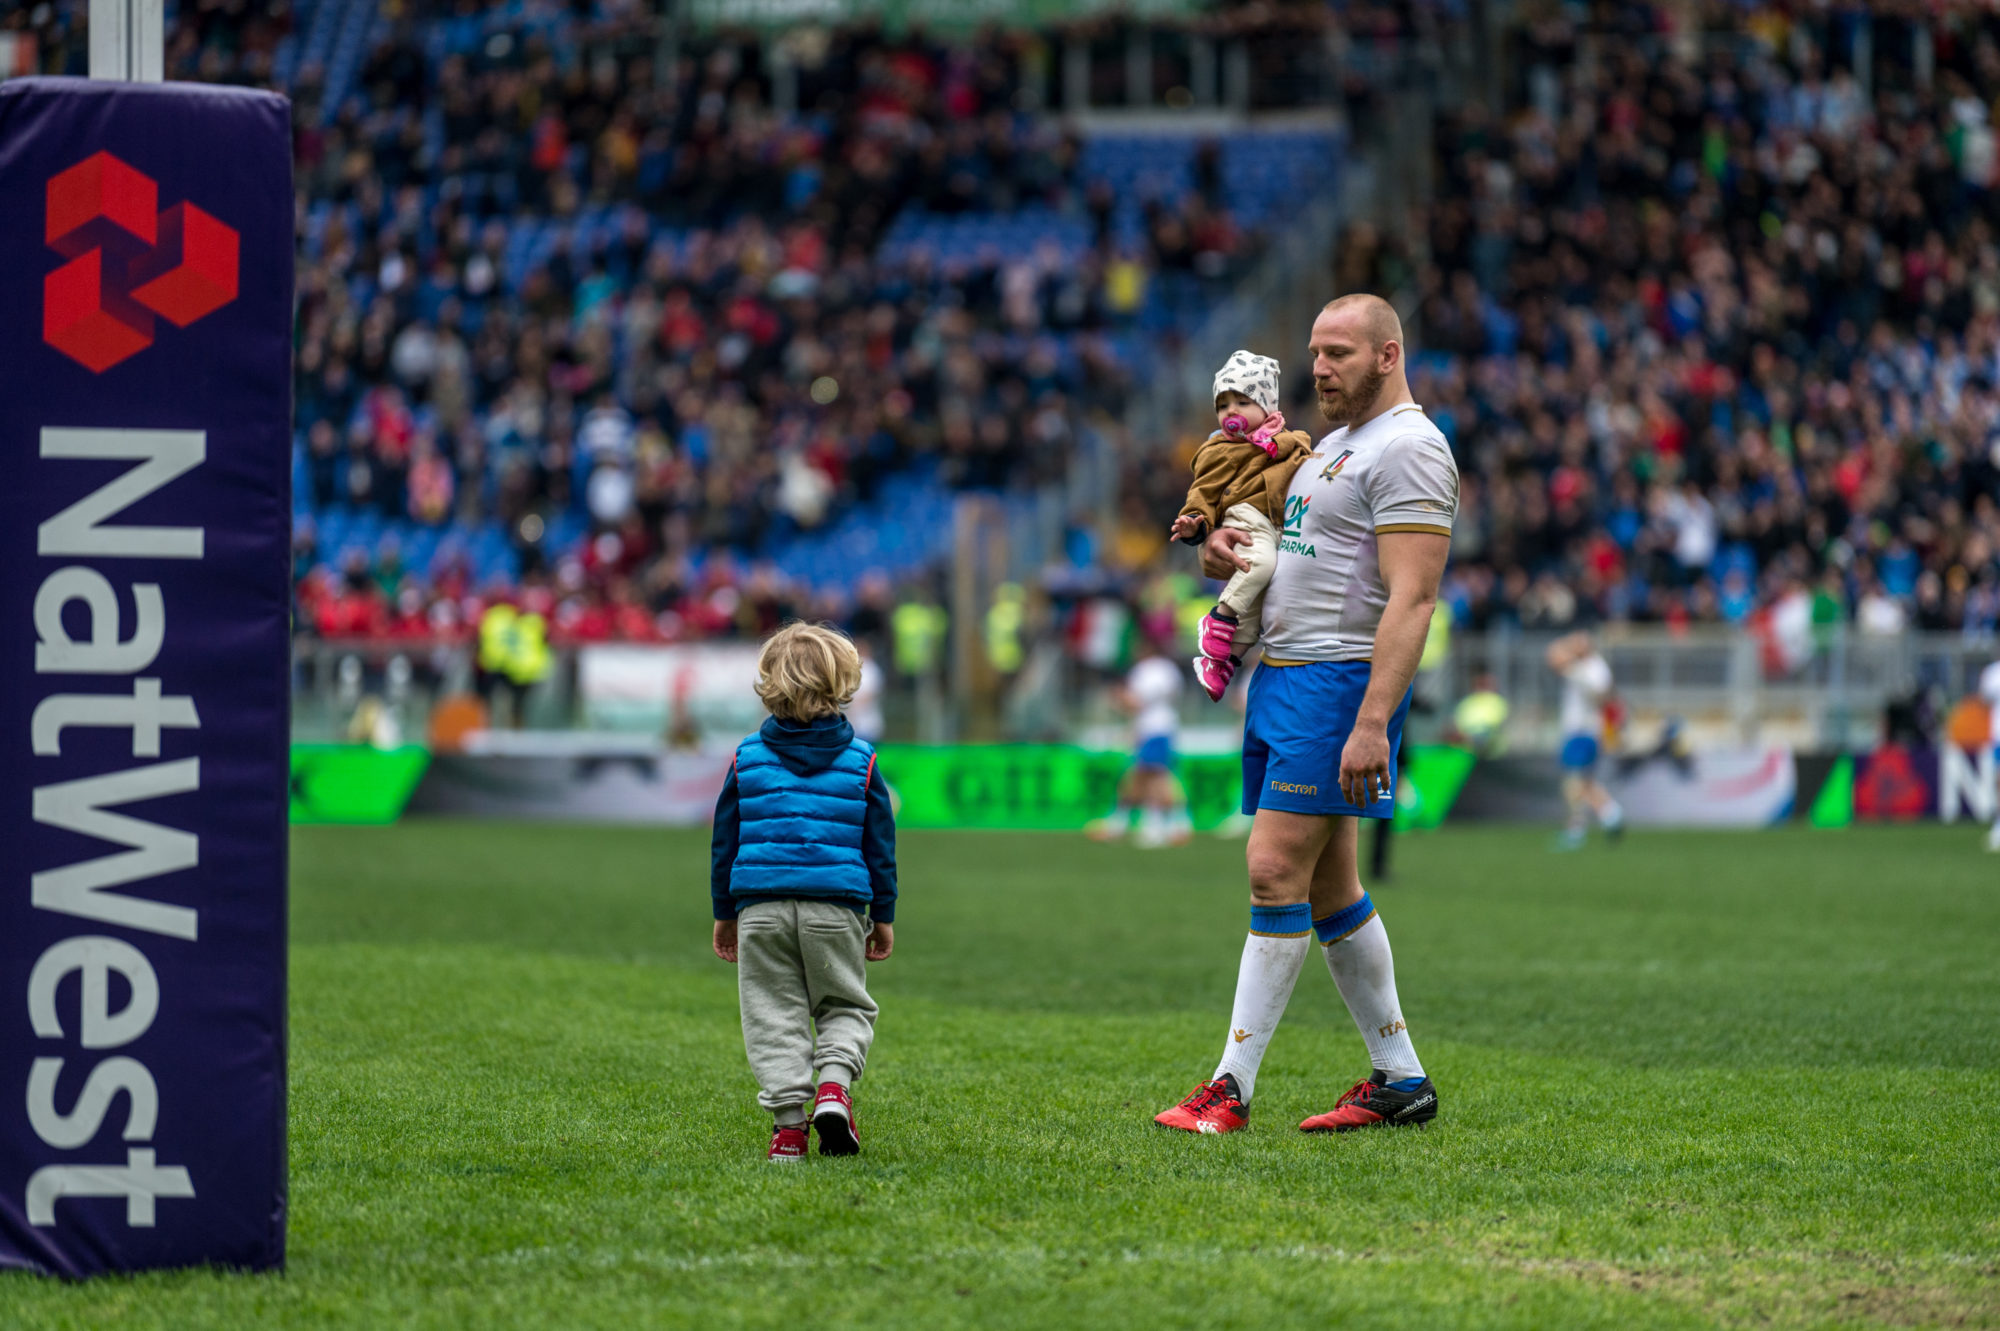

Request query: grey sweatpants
[{"left": 737, "top": 899, "right": 879, "bottom": 1120}]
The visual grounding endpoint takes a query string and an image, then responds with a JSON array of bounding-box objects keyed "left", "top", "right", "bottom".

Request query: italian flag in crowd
[{"left": 1070, "top": 597, "right": 1135, "bottom": 671}]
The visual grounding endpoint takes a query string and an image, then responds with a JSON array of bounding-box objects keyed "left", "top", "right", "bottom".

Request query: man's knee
[{"left": 1245, "top": 845, "right": 1310, "bottom": 905}]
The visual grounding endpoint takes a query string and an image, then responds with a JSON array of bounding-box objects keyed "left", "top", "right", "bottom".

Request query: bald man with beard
[{"left": 1155, "top": 295, "right": 1459, "bottom": 1136}]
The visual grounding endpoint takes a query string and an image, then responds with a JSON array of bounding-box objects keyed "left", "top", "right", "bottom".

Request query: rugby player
[
  {"left": 1547, "top": 631, "right": 1625, "bottom": 850},
  {"left": 1156, "top": 294, "right": 1454, "bottom": 1135}
]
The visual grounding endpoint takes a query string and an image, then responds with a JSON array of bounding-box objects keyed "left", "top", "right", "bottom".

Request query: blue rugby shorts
[
  {"left": 1241, "top": 660, "right": 1411, "bottom": 820},
  {"left": 1134, "top": 734, "right": 1177, "bottom": 771},
  {"left": 1559, "top": 733, "right": 1600, "bottom": 771}
]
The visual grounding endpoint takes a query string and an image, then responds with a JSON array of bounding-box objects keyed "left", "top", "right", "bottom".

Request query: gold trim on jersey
[
  {"left": 1257, "top": 656, "right": 1369, "bottom": 668},
  {"left": 1375, "top": 523, "right": 1453, "bottom": 536}
]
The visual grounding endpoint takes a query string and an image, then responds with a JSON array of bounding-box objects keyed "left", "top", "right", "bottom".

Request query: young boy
[
  {"left": 1170, "top": 349, "right": 1313, "bottom": 700},
  {"left": 710, "top": 623, "right": 898, "bottom": 1161}
]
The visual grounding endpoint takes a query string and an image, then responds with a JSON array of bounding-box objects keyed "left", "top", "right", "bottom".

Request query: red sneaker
[
  {"left": 1154, "top": 1075, "right": 1249, "bottom": 1133},
  {"left": 1298, "top": 1072, "right": 1438, "bottom": 1133},
  {"left": 768, "top": 1124, "right": 809, "bottom": 1162},
  {"left": 812, "top": 1081, "right": 859, "bottom": 1156}
]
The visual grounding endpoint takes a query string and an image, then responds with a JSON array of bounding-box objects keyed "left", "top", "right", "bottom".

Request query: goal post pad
[{"left": 0, "top": 77, "right": 292, "bottom": 1278}]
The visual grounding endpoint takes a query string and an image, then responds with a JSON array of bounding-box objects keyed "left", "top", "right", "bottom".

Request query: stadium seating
[
  {"left": 205, "top": 5, "right": 1343, "bottom": 643},
  {"left": 38, "top": 1, "right": 1992, "bottom": 644},
  {"left": 1399, "top": 20, "right": 2000, "bottom": 635}
]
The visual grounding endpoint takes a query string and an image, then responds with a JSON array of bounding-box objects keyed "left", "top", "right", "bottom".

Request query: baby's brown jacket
[{"left": 1176, "top": 428, "right": 1315, "bottom": 543}]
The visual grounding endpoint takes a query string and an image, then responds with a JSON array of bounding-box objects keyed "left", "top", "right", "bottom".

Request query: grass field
[{"left": 3, "top": 822, "right": 1997, "bottom": 1329}]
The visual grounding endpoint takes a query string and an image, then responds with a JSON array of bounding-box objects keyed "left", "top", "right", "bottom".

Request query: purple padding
[{"left": 0, "top": 78, "right": 292, "bottom": 1277}]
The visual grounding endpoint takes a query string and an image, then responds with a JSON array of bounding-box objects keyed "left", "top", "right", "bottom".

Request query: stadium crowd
[
  {"left": 25, "top": 0, "right": 1330, "bottom": 652},
  {"left": 1348, "top": 4, "right": 2000, "bottom": 639},
  {"left": 19, "top": 0, "right": 2000, "bottom": 666},
  {"left": 281, "top": 7, "right": 1224, "bottom": 648}
]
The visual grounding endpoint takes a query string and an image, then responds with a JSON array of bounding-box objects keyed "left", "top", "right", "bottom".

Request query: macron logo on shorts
[{"left": 1270, "top": 780, "right": 1317, "bottom": 795}]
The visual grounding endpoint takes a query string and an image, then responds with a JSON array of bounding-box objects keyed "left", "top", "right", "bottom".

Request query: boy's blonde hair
[{"left": 755, "top": 622, "right": 862, "bottom": 722}]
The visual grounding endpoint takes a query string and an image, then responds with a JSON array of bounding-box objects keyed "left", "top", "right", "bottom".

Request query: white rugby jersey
[
  {"left": 1128, "top": 655, "right": 1182, "bottom": 742},
  {"left": 1257, "top": 403, "right": 1459, "bottom": 663},
  {"left": 1559, "top": 653, "right": 1613, "bottom": 738},
  {"left": 1980, "top": 660, "right": 2000, "bottom": 745}
]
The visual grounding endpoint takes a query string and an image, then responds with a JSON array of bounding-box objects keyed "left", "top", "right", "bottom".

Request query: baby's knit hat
[{"left": 1213, "top": 349, "right": 1281, "bottom": 416}]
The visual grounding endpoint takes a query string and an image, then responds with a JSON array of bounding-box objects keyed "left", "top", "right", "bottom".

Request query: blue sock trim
[
  {"left": 1249, "top": 902, "right": 1312, "bottom": 937},
  {"left": 1313, "top": 892, "right": 1377, "bottom": 944},
  {"left": 1387, "top": 1076, "right": 1426, "bottom": 1092}
]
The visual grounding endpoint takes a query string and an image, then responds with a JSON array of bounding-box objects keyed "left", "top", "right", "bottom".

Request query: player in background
[
  {"left": 849, "top": 639, "right": 903, "bottom": 816},
  {"left": 1980, "top": 655, "right": 2000, "bottom": 851},
  {"left": 1087, "top": 641, "right": 1194, "bottom": 847},
  {"left": 850, "top": 639, "right": 886, "bottom": 745},
  {"left": 1547, "top": 632, "right": 1624, "bottom": 849}
]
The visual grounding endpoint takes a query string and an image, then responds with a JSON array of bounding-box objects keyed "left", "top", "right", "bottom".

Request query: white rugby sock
[
  {"left": 1316, "top": 896, "right": 1425, "bottom": 1083},
  {"left": 1213, "top": 903, "right": 1312, "bottom": 1102}
]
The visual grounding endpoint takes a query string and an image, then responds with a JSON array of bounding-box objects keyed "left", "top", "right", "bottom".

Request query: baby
[{"left": 1170, "top": 349, "right": 1313, "bottom": 700}]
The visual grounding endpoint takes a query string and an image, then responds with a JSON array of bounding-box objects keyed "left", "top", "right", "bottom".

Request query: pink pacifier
[{"left": 1222, "top": 414, "right": 1249, "bottom": 436}]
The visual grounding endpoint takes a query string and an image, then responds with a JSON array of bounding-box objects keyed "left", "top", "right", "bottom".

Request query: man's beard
[{"left": 1318, "top": 365, "right": 1387, "bottom": 425}]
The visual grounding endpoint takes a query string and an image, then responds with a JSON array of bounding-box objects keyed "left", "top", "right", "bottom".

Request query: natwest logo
[{"left": 42, "top": 151, "right": 239, "bottom": 373}]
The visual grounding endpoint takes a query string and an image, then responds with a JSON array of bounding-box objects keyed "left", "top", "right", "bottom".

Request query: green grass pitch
[{"left": 3, "top": 822, "right": 1997, "bottom": 1329}]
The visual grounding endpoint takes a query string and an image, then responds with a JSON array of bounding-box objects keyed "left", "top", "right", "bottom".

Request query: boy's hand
[
  {"left": 865, "top": 921, "right": 894, "bottom": 961},
  {"left": 1170, "top": 513, "right": 1207, "bottom": 544},
  {"left": 712, "top": 920, "right": 739, "bottom": 963}
]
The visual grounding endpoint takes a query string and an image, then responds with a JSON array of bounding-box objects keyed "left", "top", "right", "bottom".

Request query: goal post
[{"left": 89, "top": 0, "right": 165, "bottom": 82}]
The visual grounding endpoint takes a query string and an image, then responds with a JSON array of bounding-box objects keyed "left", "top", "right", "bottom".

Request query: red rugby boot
[
  {"left": 1154, "top": 1074, "right": 1250, "bottom": 1134},
  {"left": 1298, "top": 1071, "right": 1438, "bottom": 1132},
  {"left": 812, "top": 1081, "right": 860, "bottom": 1156},
  {"left": 768, "top": 1123, "right": 809, "bottom": 1161}
]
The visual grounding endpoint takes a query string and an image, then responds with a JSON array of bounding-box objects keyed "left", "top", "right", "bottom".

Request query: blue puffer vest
[{"left": 730, "top": 728, "right": 876, "bottom": 901}]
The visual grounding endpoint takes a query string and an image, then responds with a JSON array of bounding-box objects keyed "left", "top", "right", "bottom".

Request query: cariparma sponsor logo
[
  {"left": 1279, "top": 494, "right": 1315, "bottom": 557},
  {"left": 1281, "top": 494, "right": 1309, "bottom": 535}
]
